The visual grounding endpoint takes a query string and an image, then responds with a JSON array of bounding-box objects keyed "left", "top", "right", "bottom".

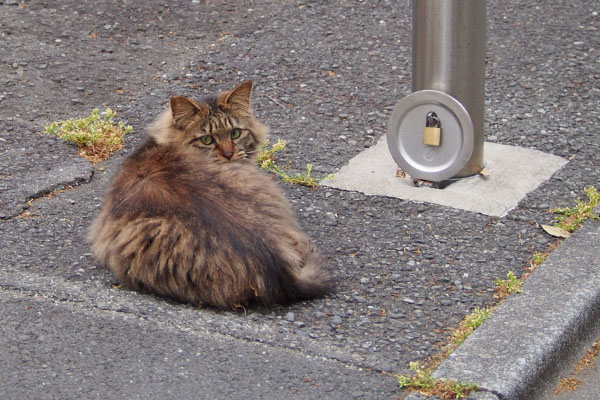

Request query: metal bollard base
[{"left": 413, "top": 177, "right": 462, "bottom": 190}]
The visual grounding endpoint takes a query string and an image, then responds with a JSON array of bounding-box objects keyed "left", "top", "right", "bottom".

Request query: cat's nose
[{"left": 218, "top": 143, "right": 235, "bottom": 160}]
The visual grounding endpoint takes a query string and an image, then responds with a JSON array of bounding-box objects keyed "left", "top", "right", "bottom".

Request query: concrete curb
[{"left": 406, "top": 207, "right": 600, "bottom": 400}]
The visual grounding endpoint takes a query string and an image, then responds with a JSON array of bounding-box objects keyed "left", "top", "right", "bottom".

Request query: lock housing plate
[{"left": 387, "top": 90, "right": 475, "bottom": 182}]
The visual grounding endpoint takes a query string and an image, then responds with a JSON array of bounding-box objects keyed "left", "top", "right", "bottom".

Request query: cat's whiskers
[{"left": 232, "top": 151, "right": 248, "bottom": 161}]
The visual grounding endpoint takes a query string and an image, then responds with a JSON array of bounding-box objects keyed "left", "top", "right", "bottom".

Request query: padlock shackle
[{"left": 425, "top": 111, "right": 441, "bottom": 128}]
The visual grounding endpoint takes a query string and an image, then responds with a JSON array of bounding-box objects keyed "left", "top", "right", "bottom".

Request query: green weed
[
  {"left": 45, "top": 108, "right": 132, "bottom": 164},
  {"left": 257, "top": 139, "right": 333, "bottom": 188},
  {"left": 552, "top": 186, "right": 599, "bottom": 232},
  {"left": 494, "top": 271, "right": 522, "bottom": 298},
  {"left": 257, "top": 138, "right": 287, "bottom": 164},
  {"left": 531, "top": 251, "right": 548, "bottom": 267},
  {"left": 396, "top": 362, "right": 479, "bottom": 399},
  {"left": 452, "top": 307, "right": 493, "bottom": 346},
  {"left": 424, "top": 305, "right": 495, "bottom": 375}
]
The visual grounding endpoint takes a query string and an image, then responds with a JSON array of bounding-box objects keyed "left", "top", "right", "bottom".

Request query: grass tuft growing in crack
[
  {"left": 552, "top": 186, "right": 599, "bottom": 232},
  {"left": 45, "top": 108, "right": 132, "bottom": 164},
  {"left": 452, "top": 307, "right": 493, "bottom": 346},
  {"left": 403, "top": 272, "right": 516, "bottom": 390},
  {"left": 257, "top": 139, "right": 333, "bottom": 188},
  {"left": 410, "top": 304, "right": 495, "bottom": 388},
  {"left": 494, "top": 271, "right": 522, "bottom": 299},
  {"left": 396, "top": 362, "right": 479, "bottom": 399}
]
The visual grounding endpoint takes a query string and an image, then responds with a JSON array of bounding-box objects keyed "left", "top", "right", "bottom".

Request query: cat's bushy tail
[{"left": 290, "top": 248, "right": 334, "bottom": 301}]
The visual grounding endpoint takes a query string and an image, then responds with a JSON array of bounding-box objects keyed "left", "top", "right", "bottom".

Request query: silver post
[{"left": 412, "top": 0, "right": 486, "bottom": 177}]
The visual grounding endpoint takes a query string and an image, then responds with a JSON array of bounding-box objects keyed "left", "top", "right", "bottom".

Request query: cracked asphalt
[{"left": 0, "top": 1, "right": 598, "bottom": 399}]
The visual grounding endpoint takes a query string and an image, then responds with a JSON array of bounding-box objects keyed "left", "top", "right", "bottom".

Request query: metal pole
[{"left": 412, "top": 0, "right": 486, "bottom": 177}]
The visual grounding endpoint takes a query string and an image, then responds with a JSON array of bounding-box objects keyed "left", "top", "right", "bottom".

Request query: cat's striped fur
[{"left": 89, "top": 81, "right": 333, "bottom": 309}]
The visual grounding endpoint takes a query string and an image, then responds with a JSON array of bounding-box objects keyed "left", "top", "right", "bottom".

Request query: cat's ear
[
  {"left": 217, "top": 80, "right": 253, "bottom": 111},
  {"left": 170, "top": 96, "right": 209, "bottom": 130}
]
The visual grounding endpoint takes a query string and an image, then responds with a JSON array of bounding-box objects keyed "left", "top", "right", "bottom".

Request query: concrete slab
[{"left": 324, "top": 137, "right": 568, "bottom": 217}]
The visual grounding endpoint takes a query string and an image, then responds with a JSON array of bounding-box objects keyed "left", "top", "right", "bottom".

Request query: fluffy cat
[{"left": 89, "top": 81, "right": 333, "bottom": 310}]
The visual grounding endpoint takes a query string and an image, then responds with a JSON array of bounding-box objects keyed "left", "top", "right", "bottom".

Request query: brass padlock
[{"left": 423, "top": 112, "right": 441, "bottom": 146}]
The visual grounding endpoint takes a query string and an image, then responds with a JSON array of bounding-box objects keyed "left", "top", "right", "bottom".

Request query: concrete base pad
[{"left": 324, "top": 136, "right": 568, "bottom": 217}]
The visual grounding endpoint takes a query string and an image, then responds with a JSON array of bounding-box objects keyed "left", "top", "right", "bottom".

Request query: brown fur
[{"left": 89, "top": 81, "right": 333, "bottom": 309}]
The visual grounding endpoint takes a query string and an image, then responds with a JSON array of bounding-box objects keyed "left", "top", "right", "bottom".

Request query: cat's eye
[
  {"left": 230, "top": 128, "right": 242, "bottom": 140},
  {"left": 199, "top": 135, "right": 214, "bottom": 145}
]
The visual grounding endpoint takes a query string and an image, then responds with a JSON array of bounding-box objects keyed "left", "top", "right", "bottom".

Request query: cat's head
[{"left": 150, "top": 81, "right": 269, "bottom": 162}]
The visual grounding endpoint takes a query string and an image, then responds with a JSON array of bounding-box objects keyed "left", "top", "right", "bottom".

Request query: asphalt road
[
  {"left": 1, "top": 1, "right": 599, "bottom": 399},
  {"left": 538, "top": 334, "right": 600, "bottom": 400}
]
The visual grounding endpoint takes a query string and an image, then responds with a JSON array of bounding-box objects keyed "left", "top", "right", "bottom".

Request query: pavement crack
[{"left": 0, "top": 165, "right": 94, "bottom": 220}]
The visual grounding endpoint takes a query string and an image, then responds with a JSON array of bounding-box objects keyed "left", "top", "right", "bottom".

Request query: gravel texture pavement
[{"left": 0, "top": 1, "right": 598, "bottom": 399}]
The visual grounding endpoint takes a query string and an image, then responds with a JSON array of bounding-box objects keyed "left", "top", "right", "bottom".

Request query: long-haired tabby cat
[{"left": 89, "top": 81, "right": 333, "bottom": 310}]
